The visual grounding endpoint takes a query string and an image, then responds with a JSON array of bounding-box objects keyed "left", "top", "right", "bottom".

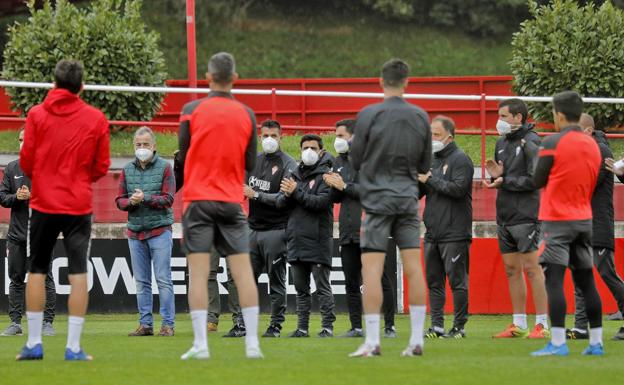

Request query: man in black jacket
[
  {"left": 324, "top": 119, "right": 397, "bottom": 339},
  {"left": 276, "top": 134, "right": 335, "bottom": 338},
  {"left": 484, "top": 98, "right": 549, "bottom": 339},
  {"left": 243, "top": 119, "right": 297, "bottom": 338},
  {"left": 0, "top": 128, "right": 56, "bottom": 337},
  {"left": 576, "top": 113, "right": 624, "bottom": 341},
  {"left": 418, "top": 116, "right": 473, "bottom": 339}
]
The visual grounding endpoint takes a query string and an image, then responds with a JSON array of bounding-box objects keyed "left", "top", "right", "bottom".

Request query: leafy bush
[
  {"left": 2, "top": 0, "right": 167, "bottom": 123},
  {"left": 510, "top": 0, "right": 624, "bottom": 130}
]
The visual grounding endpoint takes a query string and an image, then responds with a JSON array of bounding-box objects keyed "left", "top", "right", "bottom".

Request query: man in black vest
[
  {"left": 115, "top": 126, "right": 176, "bottom": 337},
  {"left": 0, "top": 128, "right": 56, "bottom": 337},
  {"left": 324, "top": 119, "right": 397, "bottom": 338},
  {"left": 243, "top": 119, "right": 297, "bottom": 337},
  {"left": 418, "top": 116, "right": 473, "bottom": 339}
]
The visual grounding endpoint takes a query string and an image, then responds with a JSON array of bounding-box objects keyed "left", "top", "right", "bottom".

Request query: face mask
[
  {"left": 262, "top": 137, "right": 279, "bottom": 154},
  {"left": 301, "top": 148, "right": 319, "bottom": 166},
  {"left": 135, "top": 148, "right": 152, "bottom": 162},
  {"left": 432, "top": 140, "right": 445, "bottom": 153},
  {"left": 496, "top": 119, "right": 521, "bottom": 136},
  {"left": 334, "top": 138, "right": 349, "bottom": 154}
]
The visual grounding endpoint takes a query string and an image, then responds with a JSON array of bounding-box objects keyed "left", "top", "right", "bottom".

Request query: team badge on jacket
[
  {"left": 309, "top": 180, "right": 315, "bottom": 189},
  {"left": 443, "top": 164, "right": 448, "bottom": 175},
  {"left": 272, "top": 165, "right": 279, "bottom": 175}
]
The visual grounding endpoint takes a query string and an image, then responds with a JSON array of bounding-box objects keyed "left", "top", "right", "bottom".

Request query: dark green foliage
[{"left": 2, "top": 0, "right": 167, "bottom": 122}]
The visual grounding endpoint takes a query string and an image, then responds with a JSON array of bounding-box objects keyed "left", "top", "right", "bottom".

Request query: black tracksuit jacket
[{"left": 0, "top": 159, "right": 31, "bottom": 243}]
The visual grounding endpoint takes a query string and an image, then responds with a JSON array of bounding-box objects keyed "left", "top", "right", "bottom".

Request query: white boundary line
[{"left": 2, "top": 80, "right": 624, "bottom": 103}]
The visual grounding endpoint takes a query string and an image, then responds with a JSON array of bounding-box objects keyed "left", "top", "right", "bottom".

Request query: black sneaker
[
  {"left": 262, "top": 324, "right": 282, "bottom": 338},
  {"left": 424, "top": 327, "right": 444, "bottom": 339},
  {"left": 611, "top": 326, "right": 624, "bottom": 341},
  {"left": 608, "top": 311, "right": 623, "bottom": 321},
  {"left": 223, "top": 324, "right": 246, "bottom": 338},
  {"left": 339, "top": 328, "right": 364, "bottom": 338},
  {"left": 288, "top": 329, "right": 309, "bottom": 338},
  {"left": 384, "top": 326, "right": 397, "bottom": 338},
  {"left": 443, "top": 327, "right": 466, "bottom": 339},
  {"left": 566, "top": 328, "right": 589, "bottom": 340},
  {"left": 318, "top": 328, "right": 334, "bottom": 338}
]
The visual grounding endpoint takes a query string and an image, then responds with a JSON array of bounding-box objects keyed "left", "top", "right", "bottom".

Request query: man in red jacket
[{"left": 16, "top": 60, "right": 110, "bottom": 361}]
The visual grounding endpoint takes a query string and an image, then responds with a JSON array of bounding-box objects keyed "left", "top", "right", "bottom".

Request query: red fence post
[
  {"left": 271, "top": 88, "right": 277, "bottom": 121},
  {"left": 186, "top": 0, "right": 197, "bottom": 101},
  {"left": 480, "top": 92, "right": 487, "bottom": 179}
]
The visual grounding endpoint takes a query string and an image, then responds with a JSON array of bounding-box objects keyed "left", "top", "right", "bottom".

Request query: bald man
[{"left": 571, "top": 113, "right": 624, "bottom": 341}]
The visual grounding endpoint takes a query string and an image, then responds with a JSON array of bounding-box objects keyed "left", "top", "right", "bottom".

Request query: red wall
[{"left": 0, "top": 76, "right": 513, "bottom": 132}]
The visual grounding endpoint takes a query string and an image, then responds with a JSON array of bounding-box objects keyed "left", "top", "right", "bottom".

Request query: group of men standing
[{"left": 5, "top": 53, "right": 624, "bottom": 361}]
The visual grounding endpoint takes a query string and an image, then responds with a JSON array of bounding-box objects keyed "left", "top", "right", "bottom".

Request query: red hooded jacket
[{"left": 20, "top": 88, "right": 110, "bottom": 215}]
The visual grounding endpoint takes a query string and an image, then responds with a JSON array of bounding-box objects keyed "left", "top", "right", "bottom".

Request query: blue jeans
[{"left": 128, "top": 230, "right": 175, "bottom": 328}]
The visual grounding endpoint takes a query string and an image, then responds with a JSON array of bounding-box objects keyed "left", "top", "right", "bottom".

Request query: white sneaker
[
  {"left": 246, "top": 346, "right": 264, "bottom": 359},
  {"left": 181, "top": 346, "right": 209, "bottom": 360},
  {"left": 348, "top": 343, "right": 381, "bottom": 357},
  {"left": 401, "top": 345, "right": 423, "bottom": 357}
]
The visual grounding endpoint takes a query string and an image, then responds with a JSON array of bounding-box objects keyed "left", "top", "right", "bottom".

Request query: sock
[
  {"left": 66, "top": 316, "right": 85, "bottom": 353},
  {"left": 241, "top": 306, "right": 260, "bottom": 350},
  {"left": 512, "top": 314, "right": 527, "bottom": 329},
  {"left": 364, "top": 314, "right": 380, "bottom": 347},
  {"left": 536, "top": 314, "right": 549, "bottom": 329},
  {"left": 26, "top": 311, "right": 43, "bottom": 348},
  {"left": 589, "top": 327, "right": 603, "bottom": 346},
  {"left": 190, "top": 310, "right": 208, "bottom": 351},
  {"left": 409, "top": 305, "right": 426, "bottom": 347},
  {"left": 551, "top": 327, "right": 566, "bottom": 346}
]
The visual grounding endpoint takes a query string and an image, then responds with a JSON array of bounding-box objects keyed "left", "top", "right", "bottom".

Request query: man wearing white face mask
[
  {"left": 275, "top": 134, "right": 335, "bottom": 338},
  {"left": 116, "top": 126, "right": 176, "bottom": 337},
  {"left": 242, "top": 119, "right": 297, "bottom": 337},
  {"left": 484, "top": 98, "right": 549, "bottom": 339},
  {"left": 418, "top": 116, "right": 473, "bottom": 339}
]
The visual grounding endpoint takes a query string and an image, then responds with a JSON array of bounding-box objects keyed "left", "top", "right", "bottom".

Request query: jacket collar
[
  {"left": 561, "top": 125, "right": 583, "bottom": 134},
  {"left": 434, "top": 141, "right": 457, "bottom": 158},
  {"left": 506, "top": 123, "right": 533, "bottom": 141},
  {"left": 208, "top": 91, "right": 234, "bottom": 99}
]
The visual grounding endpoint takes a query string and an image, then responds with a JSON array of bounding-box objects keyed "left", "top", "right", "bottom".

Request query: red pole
[
  {"left": 480, "top": 92, "right": 487, "bottom": 179},
  {"left": 271, "top": 88, "right": 277, "bottom": 120},
  {"left": 186, "top": 0, "right": 197, "bottom": 101}
]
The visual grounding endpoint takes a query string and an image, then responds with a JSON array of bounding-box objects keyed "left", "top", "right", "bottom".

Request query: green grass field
[{"left": 1, "top": 314, "right": 622, "bottom": 385}]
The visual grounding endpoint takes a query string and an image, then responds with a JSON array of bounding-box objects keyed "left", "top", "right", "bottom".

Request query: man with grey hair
[
  {"left": 116, "top": 126, "right": 176, "bottom": 337},
  {"left": 177, "top": 52, "right": 261, "bottom": 359}
]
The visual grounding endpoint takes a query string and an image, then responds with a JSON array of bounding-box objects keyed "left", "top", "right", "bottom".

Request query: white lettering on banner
[{"left": 3, "top": 256, "right": 351, "bottom": 295}]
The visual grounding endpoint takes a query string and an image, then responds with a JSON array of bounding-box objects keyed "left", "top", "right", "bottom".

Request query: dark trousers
[
  {"left": 7, "top": 240, "right": 56, "bottom": 324},
  {"left": 207, "top": 250, "right": 242, "bottom": 326},
  {"left": 341, "top": 242, "right": 396, "bottom": 329},
  {"left": 291, "top": 262, "right": 336, "bottom": 331},
  {"left": 574, "top": 247, "right": 624, "bottom": 329},
  {"left": 250, "top": 229, "right": 287, "bottom": 326},
  {"left": 424, "top": 241, "right": 470, "bottom": 330}
]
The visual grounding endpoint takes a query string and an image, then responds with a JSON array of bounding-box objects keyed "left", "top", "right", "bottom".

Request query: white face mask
[
  {"left": 496, "top": 119, "right": 520, "bottom": 136},
  {"left": 135, "top": 148, "right": 153, "bottom": 162},
  {"left": 334, "top": 138, "right": 349, "bottom": 154},
  {"left": 262, "top": 137, "right": 279, "bottom": 154},
  {"left": 432, "top": 135, "right": 450, "bottom": 154},
  {"left": 301, "top": 148, "right": 319, "bottom": 166}
]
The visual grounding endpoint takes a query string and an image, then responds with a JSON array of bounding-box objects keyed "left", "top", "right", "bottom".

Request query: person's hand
[
  {"left": 323, "top": 172, "right": 346, "bottom": 190},
  {"left": 606, "top": 158, "right": 624, "bottom": 176},
  {"left": 482, "top": 177, "right": 503, "bottom": 189},
  {"left": 129, "top": 189, "right": 144, "bottom": 205},
  {"left": 418, "top": 171, "right": 432, "bottom": 184},
  {"left": 16, "top": 185, "right": 30, "bottom": 200},
  {"left": 485, "top": 159, "right": 504, "bottom": 179},
  {"left": 280, "top": 178, "right": 297, "bottom": 196},
  {"left": 243, "top": 184, "right": 255, "bottom": 199}
]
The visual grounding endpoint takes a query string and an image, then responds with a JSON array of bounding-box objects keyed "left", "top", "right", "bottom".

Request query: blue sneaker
[
  {"left": 16, "top": 343, "right": 43, "bottom": 361},
  {"left": 531, "top": 342, "right": 569, "bottom": 357},
  {"left": 64, "top": 348, "right": 93, "bottom": 361},
  {"left": 582, "top": 343, "right": 604, "bottom": 356}
]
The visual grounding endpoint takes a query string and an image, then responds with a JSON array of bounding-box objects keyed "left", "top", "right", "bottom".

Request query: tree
[
  {"left": 510, "top": 0, "right": 624, "bottom": 130},
  {"left": 2, "top": 0, "right": 167, "bottom": 124}
]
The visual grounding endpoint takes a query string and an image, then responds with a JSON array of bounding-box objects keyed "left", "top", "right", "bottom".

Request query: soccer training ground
[{"left": 2, "top": 314, "right": 622, "bottom": 385}]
